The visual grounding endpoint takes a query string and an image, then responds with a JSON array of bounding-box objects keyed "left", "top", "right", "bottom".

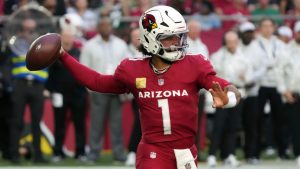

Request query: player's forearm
[{"left": 60, "top": 51, "right": 126, "bottom": 94}]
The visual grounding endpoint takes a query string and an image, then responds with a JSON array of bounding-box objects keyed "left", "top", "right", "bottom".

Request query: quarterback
[{"left": 59, "top": 5, "right": 241, "bottom": 169}]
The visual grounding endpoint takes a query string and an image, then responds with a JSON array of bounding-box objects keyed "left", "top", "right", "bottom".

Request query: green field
[{"left": 0, "top": 150, "right": 298, "bottom": 169}]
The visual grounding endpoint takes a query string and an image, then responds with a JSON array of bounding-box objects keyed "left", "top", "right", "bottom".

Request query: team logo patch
[
  {"left": 184, "top": 163, "right": 191, "bottom": 169},
  {"left": 150, "top": 152, "right": 157, "bottom": 159},
  {"left": 136, "top": 77, "right": 146, "bottom": 89},
  {"left": 142, "top": 14, "right": 157, "bottom": 32}
]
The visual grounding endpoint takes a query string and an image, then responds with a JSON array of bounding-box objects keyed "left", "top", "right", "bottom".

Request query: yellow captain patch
[{"left": 136, "top": 78, "right": 146, "bottom": 89}]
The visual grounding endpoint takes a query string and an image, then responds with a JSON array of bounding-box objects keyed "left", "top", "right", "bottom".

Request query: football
[{"left": 26, "top": 33, "right": 61, "bottom": 71}]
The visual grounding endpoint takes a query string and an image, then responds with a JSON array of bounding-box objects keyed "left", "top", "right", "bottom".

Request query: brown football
[{"left": 26, "top": 33, "right": 61, "bottom": 71}]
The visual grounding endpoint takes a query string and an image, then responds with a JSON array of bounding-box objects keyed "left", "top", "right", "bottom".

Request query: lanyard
[{"left": 258, "top": 39, "right": 276, "bottom": 58}]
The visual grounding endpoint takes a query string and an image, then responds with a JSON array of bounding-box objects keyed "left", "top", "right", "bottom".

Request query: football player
[{"left": 58, "top": 5, "right": 241, "bottom": 169}]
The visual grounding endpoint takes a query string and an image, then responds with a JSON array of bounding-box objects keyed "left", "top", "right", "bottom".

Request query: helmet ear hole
[{"left": 159, "top": 49, "right": 164, "bottom": 55}]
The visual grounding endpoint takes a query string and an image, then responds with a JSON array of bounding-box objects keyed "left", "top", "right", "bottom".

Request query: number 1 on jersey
[{"left": 158, "top": 99, "right": 171, "bottom": 135}]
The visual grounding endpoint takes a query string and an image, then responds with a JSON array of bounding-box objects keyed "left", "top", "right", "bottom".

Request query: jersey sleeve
[
  {"left": 196, "top": 55, "right": 230, "bottom": 90},
  {"left": 60, "top": 51, "right": 127, "bottom": 94}
]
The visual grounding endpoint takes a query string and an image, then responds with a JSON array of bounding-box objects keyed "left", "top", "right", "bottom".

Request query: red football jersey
[
  {"left": 61, "top": 52, "right": 229, "bottom": 147},
  {"left": 114, "top": 54, "right": 229, "bottom": 144}
]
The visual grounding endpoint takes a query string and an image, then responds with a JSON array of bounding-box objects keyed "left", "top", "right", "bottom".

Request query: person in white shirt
[
  {"left": 255, "top": 17, "right": 289, "bottom": 160},
  {"left": 207, "top": 31, "right": 249, "bottom": 167},
  {"left": 186, "top": 20, "right": 209, "bottom": 58},
  {"left": 276, "top": 21, "right": 300, "bottom": 166},
  {"left": 276, "top": 26, "right": 293, "bottom": 44},
  {"left": 185, "top": 19, "right": 209, "bottom": 159},
  {"left": 67, "top": 0, "right": 98, "bottom": 37},
  {"left": 238, "top": 21, "right": 267, "bottom": 164},
  {"left": 80, "top": 17, "right": 127, "bottom": 163}
]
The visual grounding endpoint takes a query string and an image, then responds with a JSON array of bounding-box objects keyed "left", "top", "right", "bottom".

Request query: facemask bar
[{"left": 157, "top": 32, "right": 189, "bottom": 52}]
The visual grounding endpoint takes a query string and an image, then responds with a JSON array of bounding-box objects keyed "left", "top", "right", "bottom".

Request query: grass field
[
  {"left": 0, "top": 158, "right": 298, "bottom": 169},
  {"left": 0, "top": 150, "right": 298, "bottom": 169}
]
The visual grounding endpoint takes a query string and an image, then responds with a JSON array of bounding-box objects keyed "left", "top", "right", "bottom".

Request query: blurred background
[{"left": 0, "top": 0, "right": 300, "bottom": 168}]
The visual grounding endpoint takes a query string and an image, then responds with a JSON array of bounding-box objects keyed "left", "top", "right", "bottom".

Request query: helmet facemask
[{"left": 156, "top": 31, "right": 188, "bottom": 61}]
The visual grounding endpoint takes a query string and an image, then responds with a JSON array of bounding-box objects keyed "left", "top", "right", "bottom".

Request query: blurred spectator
[
  {"left": 88, "top": 0, "right": 104, "bottom": 9},
  {"left": 211, "top": 0, "right": 233, "bottom": 15},
  {"left": 190, "top": 0, "right": 221, "bottom": 31},
  {"left": 7, "top": 18, "right": 48, "bottom": 164},
  {"left": 277, "top": 20, "right": 300, "bottom": 167},
  {"left": 0, "top": 36, "right": 12, "bottom": 161},
  {"left": 221, "top": 0, "right": 250, "bottom": 31},
  {"left": 4, "top": 0, "right": 29, "bottom": 15},
  {"left": 80, "top": 17, "right": 127, "bottom": 163},
  {"left": 248, "top": 0, "right": 279, "bottom": 11},
  {"left": 100, "top": 0, "right": 123, "bottom": 28},
  {"left": 207, "top": 31, "right": 248, "bottom": 167},
  {"left": 255, "top": 17, "right": 290, "bottom": 160},
  {"left": 279, "top": 0, "right": 293, "bottom": 14},
  {"left": 251, "top": 0, "right": 282, "bottom": 25},
  {"left": 186, "top": 19, "right": 209, "bottom": 161},
  {"left": 285, "top": 0, "right": 300, "bottom": 28},
  {"left": 67, "top": 0, "right": 98, "bottom": 39},
  {"left": 124, "top": 28, "right": 143, "bottom": 167},
  {"left": 0, "top": 0, "right": 3, "bottom": 15},
  {"left": 276, "top": 25, "right": 293, "bottom": 44},
  {"left": 238, "top": 21, "right": 267, "bottom": 164},
  {"left": 46, "top": 29, "right": 87, "bottom": 163},
  {"left": 122, "top": 0, "right": 155, "bottom": 28},
  {"left": 59, "top": 13, "right": 86, "bottom": 48},
  {"left": 186, "top": 20, "right": 209, "bottom": 57},
  {"left": 37, "top": 0, "right": 66, "bottom": 16}
]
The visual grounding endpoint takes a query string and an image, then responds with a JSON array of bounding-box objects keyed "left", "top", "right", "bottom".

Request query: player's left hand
[
  {"left": 209, "top": 82, "right": 241, "bottom": 108},
  {"left": 209, "top": 81, "right": 229, "bottom": 108}
]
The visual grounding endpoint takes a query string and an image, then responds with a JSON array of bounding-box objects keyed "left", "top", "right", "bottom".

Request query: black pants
[
  {"left": 128, "top": 99, "right": 141, "bottom": 152},
  {"left": 208, "top": 100, "right": 243, "bottom": 159},
  {"left": 10, "top": 79, "right": 44, "bottom": 160},
  {"left": 285, "top": 100, "right": 300, "bottom": 157},
  {"left": 257, "top": 87, "right": 288, "bottom": 158},
  {"left": 52, "top": 93, "right": 86, "bottom": 158},
  {"left": 195, "top": 92, "right": 205, "bottom": 153},
  {"left": 0, "top": 92, "right": 12, "bottom": 159},
  {"left": 242, "top": 96, "right": 259, "bottom": 159}
]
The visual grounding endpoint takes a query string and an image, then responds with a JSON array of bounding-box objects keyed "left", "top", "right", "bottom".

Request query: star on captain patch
[{"left": 136, "top": 77, "right": 146, "bottom": 89}]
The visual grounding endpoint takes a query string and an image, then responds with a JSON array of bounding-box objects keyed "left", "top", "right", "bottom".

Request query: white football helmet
[
  {"left": 139, "top": 5, "right": 188, "bottom": 62},
  {"left": 59, "top": 13, "right": 83, "bottom": 37}
]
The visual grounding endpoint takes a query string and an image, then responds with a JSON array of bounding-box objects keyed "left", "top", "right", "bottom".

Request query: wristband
[{"left": 223, "top": 91, "right": 237, "bottom": 108}]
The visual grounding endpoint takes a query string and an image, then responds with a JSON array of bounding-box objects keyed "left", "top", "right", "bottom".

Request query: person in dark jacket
[{"left": 46, "top": 29, "right": 87, "bottom": 162}]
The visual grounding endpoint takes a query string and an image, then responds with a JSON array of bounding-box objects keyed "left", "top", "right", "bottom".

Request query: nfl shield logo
[
  {"left": 158, "top": 78, "right": 164, "bottom": 86},
  {"left": 184, "top": 163, "right": 191, "bottom": 169}
]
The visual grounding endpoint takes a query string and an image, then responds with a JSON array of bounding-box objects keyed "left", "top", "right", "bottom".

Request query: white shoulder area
[
  {"left": 210, "top": 48, "right": 223, "bottom": 59},
  {"left": 84, "top": 35, "right": 100, "bottom": 46}
]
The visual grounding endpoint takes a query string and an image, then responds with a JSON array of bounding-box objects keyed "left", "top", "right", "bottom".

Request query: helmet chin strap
[{"left": 159, "top": 44, "right": 188, "bottom": 62}]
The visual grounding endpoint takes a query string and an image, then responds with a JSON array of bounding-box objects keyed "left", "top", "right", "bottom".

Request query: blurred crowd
[{"left": 0, "top": 0, "right": 300, "bottom": 167}]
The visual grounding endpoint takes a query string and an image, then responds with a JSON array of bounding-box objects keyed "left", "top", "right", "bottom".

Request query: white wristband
[{"left": 223, "top": 91, "right": 237, "bottom": 108}]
